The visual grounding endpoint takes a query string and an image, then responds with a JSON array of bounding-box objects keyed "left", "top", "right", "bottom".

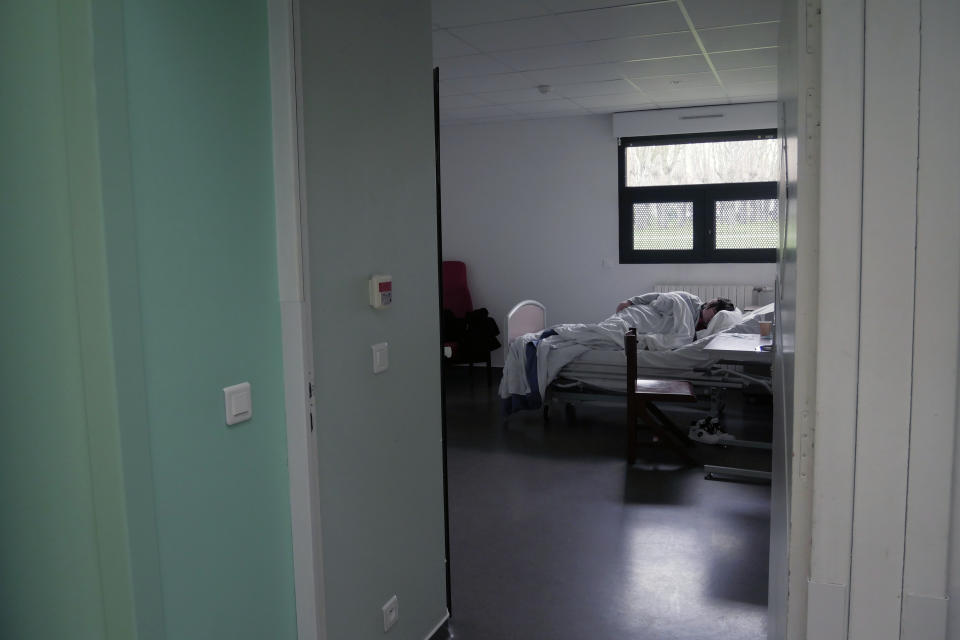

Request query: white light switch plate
[
  {"left": 224, "top": 382, "right": 252, "bottom": 425},
  {"left": 372, "top": 342, "right": 389, "bottom": 374}
]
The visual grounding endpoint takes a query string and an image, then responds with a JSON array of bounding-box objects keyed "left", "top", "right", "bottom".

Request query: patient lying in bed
[
  {"left": 617, "top": 295, "right": 736, "bottom": 332},
  {"left": 499, "top": 291, "right": 757, "bottom": 413}
]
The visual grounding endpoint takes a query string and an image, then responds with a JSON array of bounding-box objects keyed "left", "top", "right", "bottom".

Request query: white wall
[
  {"left": 440, "top": 114, "right": 775, "bottom": 365},
  {"left": 298, "top": 2, "right": 448, "bottom": 640},
  {"left": 803, "top": 0, "right": 960, "bottom": 638}
]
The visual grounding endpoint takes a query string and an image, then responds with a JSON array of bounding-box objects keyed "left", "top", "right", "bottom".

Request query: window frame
[{"left": 618, "top": 129, "right": 779, "bottom": 264}]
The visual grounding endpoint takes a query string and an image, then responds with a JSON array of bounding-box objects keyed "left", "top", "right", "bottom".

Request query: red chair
[{"left": 441, "top": 261, "right": 499, "bottom": 384}]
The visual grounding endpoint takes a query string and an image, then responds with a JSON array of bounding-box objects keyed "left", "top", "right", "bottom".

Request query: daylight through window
[{"left": 618, "top": 130, "right": 779, "bottom": 264}]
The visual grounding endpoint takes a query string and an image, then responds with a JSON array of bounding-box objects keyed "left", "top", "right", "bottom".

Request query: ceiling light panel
[
  {"left": 697, "top": 22, "right": 780, "bottom": 52},
  {"left": 680, "top": 0, "right": 781, "bottom": 29},
  {"left": 557, "top": 2, "right": 688, "bottom": 41}
]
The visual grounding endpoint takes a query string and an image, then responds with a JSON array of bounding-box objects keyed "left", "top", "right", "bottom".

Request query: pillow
[{"left": 696, "top": 308, "right": 743, "bottom": 341}]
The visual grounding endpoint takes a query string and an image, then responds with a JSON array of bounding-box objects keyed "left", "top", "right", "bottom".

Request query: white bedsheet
[{"left": 499, "top": 297, "right": 773, "bottom": 400}]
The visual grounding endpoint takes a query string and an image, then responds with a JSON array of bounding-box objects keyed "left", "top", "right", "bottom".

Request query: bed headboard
[
  {"left": 505, "top": 300, "right": 546, "bottom": 345},
  {"left": 654, "top": 284, "right": 774, "bottom": 309}
]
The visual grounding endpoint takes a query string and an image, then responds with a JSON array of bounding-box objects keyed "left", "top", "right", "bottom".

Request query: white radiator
[{"left": 654, "top": 284, "right": 773, "bottom": 309}]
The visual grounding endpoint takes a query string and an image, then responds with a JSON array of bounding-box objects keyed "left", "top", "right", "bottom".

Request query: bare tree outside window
[{"left": 625, "top": 139, "right": 780, "bottom": 187}]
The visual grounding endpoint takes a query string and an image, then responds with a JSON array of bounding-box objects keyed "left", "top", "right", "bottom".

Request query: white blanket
[{"left": 499, "top": 291, "right": 704, "bottom": 400}]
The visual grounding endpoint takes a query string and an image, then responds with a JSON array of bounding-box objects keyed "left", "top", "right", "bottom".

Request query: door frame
[{"left": 268, "top": 1, "right": 326, "bottom": 638}]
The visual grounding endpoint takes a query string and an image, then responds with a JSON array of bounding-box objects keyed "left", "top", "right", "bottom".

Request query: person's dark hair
[
  {"left": 705, "top": 297, "right": 735, "bottom": 313},
  {"left": 698, "top": 297, "right": 736, "bottom": 325}
]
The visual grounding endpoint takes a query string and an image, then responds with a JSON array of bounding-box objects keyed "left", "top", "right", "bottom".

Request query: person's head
[{"left": 697, "top": 297, "right": 736, "bottom": 329}]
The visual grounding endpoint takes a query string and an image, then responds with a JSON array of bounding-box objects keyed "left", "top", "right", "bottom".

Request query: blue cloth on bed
[{"left": 500, "top": 329, "right": 557, "bottom": 416}]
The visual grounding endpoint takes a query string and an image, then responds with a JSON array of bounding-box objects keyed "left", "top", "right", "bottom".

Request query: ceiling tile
[
  {"left": 540, "top": 0, "right": 665, "bottom": 12},
  {"left": 681, "top": 0, "right": 781, "bottom": 29},
  {"left": 441, "top": 113, "right": 524, "bottom": 125},
  {"left": 507, "top": 99, "right": 587, "bottom": 114},
  {"left": 725, "top": 81, "right": 777, "bottom": 98},
  {"left": 698, "top": 22, "right": 780, "bottom": 52},
  {"left": 558, "top": 2, "right": 688, "bottom": 41},
  {"left": 451, "top": 15, "right": 579, "bottom": 52},
  {"left": 587, "top": 102, "right": 658, "bottom": 115},
  {"left": 433, "top": 29, "right": 479, "bottom": 58},
  {"left": 631, "top": 71, "right": 719, "bottom": 92},
  {"left": 553, "top": 78, "right": 635, "bottom": 98},
  {"left": 494, "top": 31, "right": 699, "bottom": 70},
  {"left": 440, "top": 93, "right": 493, "bottom": 109},
  {"left": 431, "top": 0, "right": 551, "bottom": 29},
  {"left": 572, "top": 92, "right": 652, "bottom": 109},
  {"left": 655, "top": 97, "right": 732, "bottom": 108},
  {"left": 443, "top": 72, "right": 539, "bottom": 94},
  {"left": 709, "top": 47, "right": 778, "bottom": 70},
  {"left": 479, "top": 87, "right": 559, "bottom": 105},
  {"left": 619, "top": 54, "right": 709, "bottom": 77},
  {"left": 523, "top": 63, "right": 624, "bottom": 85},
  {"left": 437, "top": 81, "right": 464, "bottom": 96},
  {"left": 440, "top": 104, "right": 519, "bottom": 120},
  {"left": 643, "top": 85, "right": 728, "bottom": 102},
  {"left": 718, "top": 66, "right": 776, "bottom": 85},
  {"left": 438, "top": 54, "right": 514, "bottom": 79}
]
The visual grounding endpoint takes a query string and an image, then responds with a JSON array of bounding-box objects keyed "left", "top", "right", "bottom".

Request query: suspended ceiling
[{"left": 433, "top": 0, "right": 779, "bottom": 124}]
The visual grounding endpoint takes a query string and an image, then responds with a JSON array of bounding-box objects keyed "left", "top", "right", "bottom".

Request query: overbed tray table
[{"left": 701, "top": 333, "right": 774, "bottom": 482}]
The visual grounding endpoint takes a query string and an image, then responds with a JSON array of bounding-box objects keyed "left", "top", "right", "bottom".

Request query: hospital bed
[{"left": 503, "top": 287, "right": 774, "bottom": 418}]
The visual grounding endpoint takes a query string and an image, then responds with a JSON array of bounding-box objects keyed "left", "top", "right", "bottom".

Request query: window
[{"left": 618, "top": 129, "right": 779, "bottom": 263}]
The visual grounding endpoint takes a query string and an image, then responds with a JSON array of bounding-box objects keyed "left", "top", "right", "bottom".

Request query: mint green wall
[
  {"left": 0, "top": 2, "right": 134, "bottom": 638},
  {"left": 118, "top": 0, "right": 297, "bottom": 637},
  {"left": 299, "top": 2, "right": 448, "bottom": 639},
  {"left": 2, "top": 2, "right": 296, "bottom": 638}
]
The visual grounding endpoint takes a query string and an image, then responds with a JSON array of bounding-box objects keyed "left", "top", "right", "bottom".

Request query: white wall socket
[{"left": 382, "top": 594, "right": 399, "bottom": 632}]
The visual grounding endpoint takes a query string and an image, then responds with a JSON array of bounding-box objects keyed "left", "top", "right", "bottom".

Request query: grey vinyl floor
[{"left": 432, "top": 367, "right": 771, "bottom": 640}]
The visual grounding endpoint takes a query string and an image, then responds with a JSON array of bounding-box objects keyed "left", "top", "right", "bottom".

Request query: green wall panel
[{"left": 120, "top": 0, "right": 297, "bottom": 637}]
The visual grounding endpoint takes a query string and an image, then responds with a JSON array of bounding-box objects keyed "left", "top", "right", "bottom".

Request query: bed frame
[{"left": 504, "top": 285, "right": 773, "bottom": 418}]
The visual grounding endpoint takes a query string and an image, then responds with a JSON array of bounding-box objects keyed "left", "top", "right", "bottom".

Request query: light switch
[
  {"left": 224, "top": 382, "right": 252, "bottom": 425},
  {"left": 372, "top": 342, "right": 389, "bottom": 374}
]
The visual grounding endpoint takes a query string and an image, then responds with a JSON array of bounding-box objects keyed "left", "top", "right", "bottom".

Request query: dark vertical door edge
[{"left": 434, "top": 66, "right": 452, "bottom": 615}]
